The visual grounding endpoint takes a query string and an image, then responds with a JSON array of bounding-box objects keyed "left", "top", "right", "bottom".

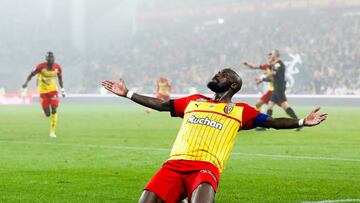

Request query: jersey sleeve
[
  {"left": 31, "top": 64, "right": 43, "bottom": 75},
  {"left": 170, "top": 94, "right": 207, "bottom": 118},
  {"left": 239, "top": 103, "right": 261, "bottom": 130},
  {"left": 259, "top": 64, "right": 269, "bottom": 70}
]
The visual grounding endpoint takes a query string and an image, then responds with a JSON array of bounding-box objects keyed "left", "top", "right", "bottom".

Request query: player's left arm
[
  {"left": 261, "top": 107, "right": 327, "bottom": 129},
  {"left": 57, "top": 65, "right": 66, "bottom": 97}
]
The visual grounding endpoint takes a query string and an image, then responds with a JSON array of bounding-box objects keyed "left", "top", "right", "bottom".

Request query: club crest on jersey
[
  {"left": 223, "top": 104, "right": 234, "bottom": 114},
  {"left": 187, "top": 115, "right": 223, "bottom": 130}
]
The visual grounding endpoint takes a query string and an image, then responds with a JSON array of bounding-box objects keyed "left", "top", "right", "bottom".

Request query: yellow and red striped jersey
[
  {"left": 169, "top": 94, "right": 260, "bottom": 173},
  {"left": 157, "top": 77, "right": 172, "bottom": 96},
  {"left": 32, "top": 63, "right": 62, "bottom": 94},
  {"left": 260, "top": 64, "right": 274, "bottom": 91}
]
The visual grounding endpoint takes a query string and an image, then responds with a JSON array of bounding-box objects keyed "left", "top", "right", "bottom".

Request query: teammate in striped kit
[
  {"left": 22, "top": 52, "right": 65, "bottom": 138},
  {"left": 102, "top": 68, "right": 327, "bottom": 203}
]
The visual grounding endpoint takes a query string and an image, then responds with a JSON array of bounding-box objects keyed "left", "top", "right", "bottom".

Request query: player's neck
[
  {"left": 46, "top": 63, "right": 54, "bottom": 69},
  {"left": 214, "top": 92, "right": 233, "bottom": 103}
]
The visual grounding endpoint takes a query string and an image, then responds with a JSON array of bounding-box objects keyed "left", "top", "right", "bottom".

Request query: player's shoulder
[
  {"left": 235, "top": 102, "right": 253, "bottom": 108},
  {"left": 36, "top": 62, "right": 47, "bottom": 68},
  {"left": 54, "top": 63, "right": 62, "bottom": 69},
  {"left": 188, "top": 94, "right": 211, "bottom": 101},
  {"left": 275, "top": 60, "right": 285, "bottom": 68},
  {"left": 235, "top": 102, "right": 260, "bottom": 118},
  {"left": 235, "top": 102, "right": 258, "bottom": 111}
]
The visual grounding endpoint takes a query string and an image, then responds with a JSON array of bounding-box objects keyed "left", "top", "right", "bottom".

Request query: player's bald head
[
  {"left": 46, "top": 51, "right": 55, "bottom": 64},
  {"left": 207, "top": 68, "right": 242, "bottom": 94},
  {"left": 222, "top": 68, "right": 242, "bottom": 92}
]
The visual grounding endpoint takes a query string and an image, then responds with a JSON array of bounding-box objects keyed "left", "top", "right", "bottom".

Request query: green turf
[{"left": 0, "top": 104, "right": 359, "bottom": 203}]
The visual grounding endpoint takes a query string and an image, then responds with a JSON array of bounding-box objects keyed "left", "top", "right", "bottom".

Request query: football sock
[
  {"left": 285, "top": 107, "right": 298, "bottom": 119},
  {"left": 50, "top": 113, "right": 58, "bottom": 133},
  {"left": 266, "top": 109, "right": 273, "bottom": 117}
]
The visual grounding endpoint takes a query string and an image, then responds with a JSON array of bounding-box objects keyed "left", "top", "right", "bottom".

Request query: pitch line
[
  {"left": 300, "top": 199, "right": 360, "bottom": 203},
  {"left": 1, "top": 140, "right": 360, "bottom": 163}
]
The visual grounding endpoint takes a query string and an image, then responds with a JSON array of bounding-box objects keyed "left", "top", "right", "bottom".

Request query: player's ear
[{"left": 230, "top": 82, "right": 240, "bottom": 91}]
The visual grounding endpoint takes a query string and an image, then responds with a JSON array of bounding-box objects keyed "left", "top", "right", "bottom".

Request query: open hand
[
  {"left": 22, "top": 83, "right": 28, "bottom": 88},
  {"left": 101, "top": 79, "right": 128, "bottom": 97},
  {"left": 304, "top": 107, "right": 328, "bottom": 126}
]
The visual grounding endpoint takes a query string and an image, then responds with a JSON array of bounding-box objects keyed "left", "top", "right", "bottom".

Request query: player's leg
[
  {"left": 138, "top": 190, "right": 164, "bottom": 203},
  {"left": 267, "top": 90, "right": 279, "bottom": 117},
  {"left": 267, "top": 101, "right": 275, "bottom": 117},
  {"left": 280, "top": 101, "right": 298, "bottom": 120},
  {"left": 49, "top": 91, "right": 60, "bottom": 138},
  {"left": 257, "top": 90, "right": 271, "bottom": 112},
  {"left": 40, "top": 94, "right": 51, "bottom": 117},
  {"left": 190, "top": 183, "right": 215, "bottom": 203},
  {"left": 255, "top": 100, "right": 264, "bottom": 111},
  {"left": 50, "top": 105, "right": 58, "bottom": 137},
  {"left": 42, "top": 107, "right": 51, "bottom": 117},
  {"left": 141, "top": 165, "right": 185, "bottom": 203},
  {"left": 277, "top": 93, "right": 301, "bottom": 130}
]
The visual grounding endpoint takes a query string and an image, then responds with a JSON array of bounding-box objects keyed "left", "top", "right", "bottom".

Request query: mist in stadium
[{"left": 0, "top": 0, "right": 359, "bottom": 202}]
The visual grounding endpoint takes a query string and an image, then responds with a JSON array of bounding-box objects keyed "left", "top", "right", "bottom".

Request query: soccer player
[
  {"left": 102, "top": 68, "right": 327, "bottom": 203},
  {"left": 146, "top": 77, "right": 172, "bottom": 113},
  {"left": 261, "top": 50, "right": 301, "bottom": 130},
  {"left": 22, "top": 52, "right": 65, "bottom": 138},
  {"left": 243, "top": 53, "right": 274, "bottom": 112},
  {"left": 156, "top": 77, "right": 172, "bottom": 101}
]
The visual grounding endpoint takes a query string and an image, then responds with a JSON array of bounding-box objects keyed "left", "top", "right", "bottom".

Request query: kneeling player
[{"left": 102, "top": 68, "right": 327, "bottom": 202}]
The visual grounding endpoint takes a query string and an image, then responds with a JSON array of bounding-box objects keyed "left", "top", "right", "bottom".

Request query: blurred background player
[
  {"left": 22, "top": 52, "right": 66, "bottom": 138},
  {"left": 243, "top": 53, "right": 274, "bottom": 111},
  {"left": 243, "top": 53, "right": 274, "bottom": 130},
  {"left": 146, "top": 76, "right": 172, "bottom": 113},
  {"left": 262, "top": 50, "right": 301, "bottom": 130}
]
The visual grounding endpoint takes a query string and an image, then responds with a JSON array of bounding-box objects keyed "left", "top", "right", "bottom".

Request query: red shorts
[
  {"left": 40, "top": 91, "right": 59, "bottom": 109},
  {"left": 259, "top": 90, "right": 273, "bottom": 104},
  {"left": 145, "top": 160, "right": 220, "bottom": 203},
  {"left": 156, "top": 93, "right": 170, "bottom": 101}
]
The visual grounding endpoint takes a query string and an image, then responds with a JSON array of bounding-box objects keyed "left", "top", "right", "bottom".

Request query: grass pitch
[{"left": 0, "top": 104, "right": 359, "bottom": 203}]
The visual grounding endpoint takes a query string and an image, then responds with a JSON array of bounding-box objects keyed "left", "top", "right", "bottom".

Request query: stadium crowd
[
  {"left": 1, "top": 6, "right": 359, "bottom": 95},
  {"left": 85, "top": 8, "right": 360, "bottom": 95}
]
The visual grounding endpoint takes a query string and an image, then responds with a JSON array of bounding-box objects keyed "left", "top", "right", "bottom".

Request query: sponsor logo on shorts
[
  {"left": 199, "top": 169, "right": 218, "bottom": 183},
  {"left": 187, "top": 115, "right": 223, "bottom": 130}
]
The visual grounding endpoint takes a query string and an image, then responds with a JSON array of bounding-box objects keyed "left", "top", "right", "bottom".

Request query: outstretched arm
[
  {"left": 265, "top": 107, "right": 327, "bottom": 129},
  {"left": 102, "top": 79, "right": 170, "bottom": 112},
  {"left": 243, "top": 62, "right": 260, "bottom": 69},
  {"left": 22, "top": 72, "right": 35, "bottom": 88}
]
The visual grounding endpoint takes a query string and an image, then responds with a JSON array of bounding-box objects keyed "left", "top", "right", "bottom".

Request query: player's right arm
[
  {"left": 243, "top": 62, "right": 260, "bottom": 69},
  {"left": 101, "top": 79, "right": 170, "bottom": 111},
  {"left": 22, "top": 66, "right": 40, "bottom": 88}
]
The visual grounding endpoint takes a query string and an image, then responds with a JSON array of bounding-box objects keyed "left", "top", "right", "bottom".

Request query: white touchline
[
  {"left": 300, "top": 199, "right": 360, "bottom": 203},
  {"left": 1, "top": 140, "right": 360, "bottom": 162}
]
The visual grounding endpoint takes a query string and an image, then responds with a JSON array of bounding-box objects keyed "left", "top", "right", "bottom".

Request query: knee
[
  {"left": 51, "top": 107, "right": 57, "bottom": 114},
  {"left": 138, "top": 190, "right": 163, "bottom": 203},
  {"left": 190, "top": 183, "right": 215, "bottom": 203},
  {"left": 44, "top": 112, "right": 51, "bottom": 117}
]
